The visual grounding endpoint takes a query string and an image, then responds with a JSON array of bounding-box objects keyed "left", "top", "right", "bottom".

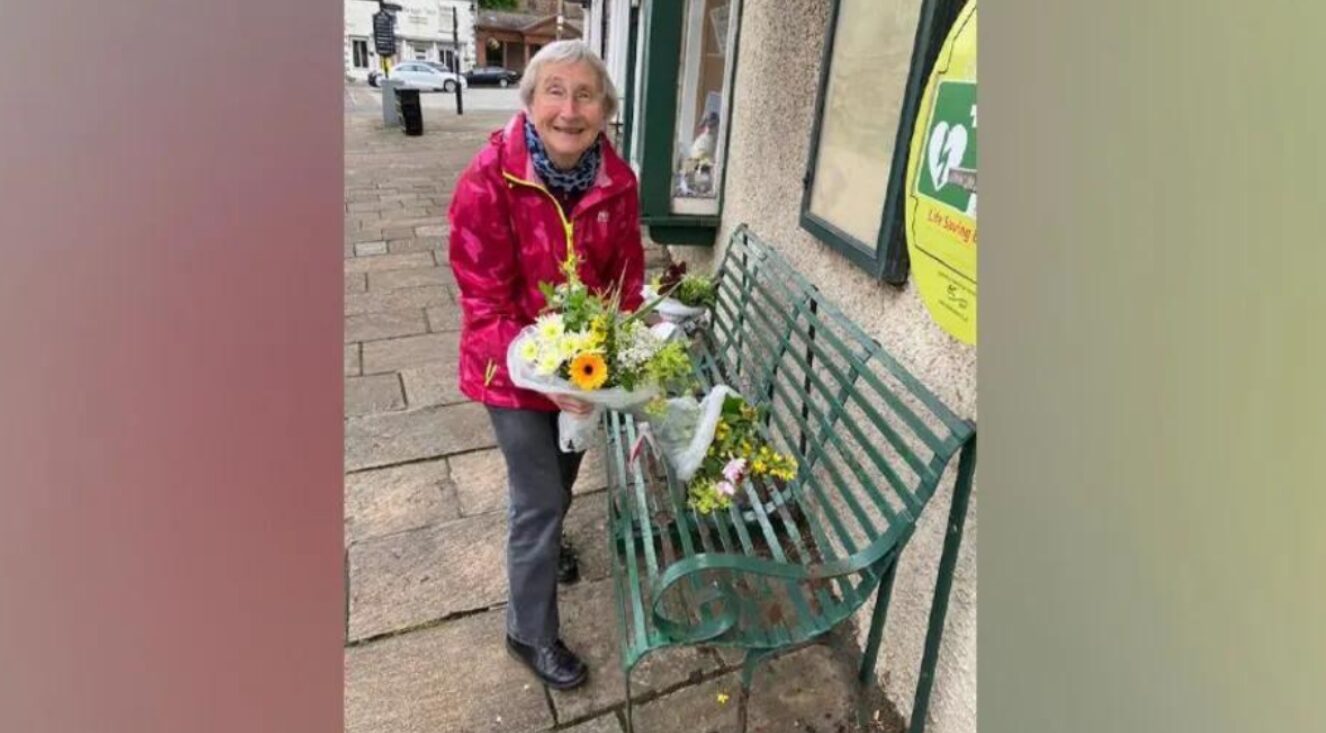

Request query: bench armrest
[{"left": 647, "top": 519, "right": 911, "bottom": 645}]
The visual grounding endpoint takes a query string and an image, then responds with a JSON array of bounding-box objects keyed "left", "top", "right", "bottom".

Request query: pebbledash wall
[{"left": 659, "top": 1, "right": 978, "bottom": 730}]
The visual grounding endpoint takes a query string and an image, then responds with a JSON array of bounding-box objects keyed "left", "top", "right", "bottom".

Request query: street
[{"left": 344, "top": 79, "right": 523, "bottom": 117}]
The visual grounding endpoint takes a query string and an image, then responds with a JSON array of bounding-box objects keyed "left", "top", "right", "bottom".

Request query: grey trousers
[{"left": 487, "top": 406, "right": 584, "bottom": 645}]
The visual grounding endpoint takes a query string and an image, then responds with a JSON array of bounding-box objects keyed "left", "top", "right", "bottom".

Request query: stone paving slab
[
  {"left": 376, "top": 217, "right": 446, "bottom": 233},
  {"left": 380, "top": 193, "right": 429, "bottom": 204},
  {"left": 381, "top": 226, "right": 421, "bottom": 240},
  {"left": 347, "top": 511, "right": 507, "bottom": 641},
  {"left": 345, "top": 374, "right": 406, "bottom": 417},
  {"left": 345, "top": 402, "right": 494, "bottom": 471},
  {"left": 345, "top": 609, "right": 554, "bottom": 733},
  {"left": 399, "top": 361, "right": 468, "bottom": 409},
  {"left": 449, "top": 438, "right": 609, "bottom": 518},
  {"left": 387, "top": 236, "right": 445, "bottom": 254},
  {"left": 560, "top": 714, "right": 624, "bottom": 733},
  {"left": 345, "top": 343, "right": 360, "bottom": 377},
  {"left": 424, "top": 303, "right": 462, "bottom": 332},
  {"left": 345, "top": 308, "right": 429, "bottom": 343},
  {"left": 344, "top": 458, "right": 458, "bottom": 546},
  {"left": 550, "top": 578, "right": 719, "bottom": 723},
  {"left": 343, "top": 251, "right": 436, "bottom": 274},
  {"left": 630, "top": 644, "right": 859, "bottom": 733},
  {"left": 344, "top": 284, "right": 453, "bottom": 317},
  {"left": 353, "top": 240, "right": 388, "bottom": 256},
  {"left": 361, "top": 332, "right": 459, "bottom": 374},
  {"left": 369, "top": 265, "right": 457, "bottom": 291},
  {"left": 349, "top": 227, "right": 391, "bottom": 244},
  {"left": 448, "top": 448, "right": 507, "bottom": 517}
]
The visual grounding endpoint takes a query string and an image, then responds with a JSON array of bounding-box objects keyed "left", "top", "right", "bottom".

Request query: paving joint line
[{"left": 346, "top": 601, "right": 509, "bottom": 648}]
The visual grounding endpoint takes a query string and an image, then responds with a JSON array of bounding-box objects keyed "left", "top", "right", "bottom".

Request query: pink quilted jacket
[{"left": 448, "top": 112, "right": 644, "bottom": 410}]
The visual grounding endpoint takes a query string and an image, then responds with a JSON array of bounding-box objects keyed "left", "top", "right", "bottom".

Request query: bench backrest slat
[
  {"left": 708, "top": 294, "right": 924, "bottom": 515},
  {"left": 704, "top": 226, "right": 973, "bottom": 561}
]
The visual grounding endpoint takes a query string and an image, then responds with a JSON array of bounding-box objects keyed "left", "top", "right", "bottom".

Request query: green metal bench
[{"left": 603, "top": 225, "right": 977, "bottom": 732}]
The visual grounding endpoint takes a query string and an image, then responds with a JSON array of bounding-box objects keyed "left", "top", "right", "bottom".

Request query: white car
[{"left": 386, "top": 62, "right": 467, "bottom": 92}]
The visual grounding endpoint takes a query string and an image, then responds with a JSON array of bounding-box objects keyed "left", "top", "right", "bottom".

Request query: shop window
[
  {"left": 801, "top": 0, "right": 965, "bottom": 282},
  {"left": 630, "top": 0, "right": 742, "bottom": 244},
  {"left": 669, "top": 0, "right": 735, "bottom": 215}
]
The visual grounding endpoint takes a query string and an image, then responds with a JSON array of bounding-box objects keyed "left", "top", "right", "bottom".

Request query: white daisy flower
[
  {"left": 535, "top": 313, "right": 565, "bottom": 341},
  {"left": 518, "top": 338, "right": 540, "bottom": 363}
]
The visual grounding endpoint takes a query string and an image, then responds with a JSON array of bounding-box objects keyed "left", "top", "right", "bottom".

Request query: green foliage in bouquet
[{"left": 687, "top": 394, "right": 799, "bottom": 514}]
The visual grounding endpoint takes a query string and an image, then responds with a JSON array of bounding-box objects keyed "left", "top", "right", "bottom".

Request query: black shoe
[
  {"left": 505, "top": 635, "right": 588, "bottom": 690},
  {"left": 557, "top": 538, "right": 580, "bottom": 585}
]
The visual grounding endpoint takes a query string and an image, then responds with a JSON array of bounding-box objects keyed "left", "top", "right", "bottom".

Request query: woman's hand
[{"left": 549, "top": 393, "right": 595, "bottom": 415}]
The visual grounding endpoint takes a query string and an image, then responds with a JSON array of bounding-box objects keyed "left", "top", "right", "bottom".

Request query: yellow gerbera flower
[{"left": 568, "top": 352, "right": 609, "bottom": 391}]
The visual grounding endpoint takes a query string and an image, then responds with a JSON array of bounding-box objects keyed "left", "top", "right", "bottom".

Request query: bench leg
[
  {"left": 623, "top": 664, "right": 635, "bottom": 732},
  {"left": 859, "top": 557, "right": 899, "bottom": 684},
  {"left": 907, "top": 436, "right": 977, "bottom": 733}
]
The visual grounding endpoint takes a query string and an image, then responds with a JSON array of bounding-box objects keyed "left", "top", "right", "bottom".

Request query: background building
[
  {"left": 473, "top": 2, "right": 585, "bottom": 73},
  {"left": 345, "top": 0, "right": 477, "bottom": 81}
]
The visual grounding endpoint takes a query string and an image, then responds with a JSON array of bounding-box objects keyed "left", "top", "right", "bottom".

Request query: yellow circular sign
[{"left": 905, "top": 1, "right": 977, "bottom": 345}]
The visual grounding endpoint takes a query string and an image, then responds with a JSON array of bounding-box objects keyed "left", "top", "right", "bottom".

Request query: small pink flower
[
  {"left": 722, "top": 458, "right": 747, "bottom": 483},
  {"left": 717, "top": 481, "right": 737, "bottom": 497}
]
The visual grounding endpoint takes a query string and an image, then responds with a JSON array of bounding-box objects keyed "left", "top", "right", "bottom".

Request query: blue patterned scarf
[{"left": 524, "top": 117, "right": 601, "bottom": 195}]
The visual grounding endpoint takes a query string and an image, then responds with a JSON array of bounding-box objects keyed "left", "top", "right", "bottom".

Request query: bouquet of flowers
[
  {"left": 507, "top": 252, "right": 695, "bottom": 452},
  {"left": 677, "top": 391, "right": 799, "bottom": 514},
  {"left": 509, "top": 252, "right": 795, "bottom": 514},
  {"left": 641, "top": 262, "right": 717, "bottom": 329}
]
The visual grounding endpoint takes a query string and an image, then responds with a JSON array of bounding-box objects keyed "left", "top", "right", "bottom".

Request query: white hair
[{"left": 519, "top": 40, "right": 619, "bottom": 120}]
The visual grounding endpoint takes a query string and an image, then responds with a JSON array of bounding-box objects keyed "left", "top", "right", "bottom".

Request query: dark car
[{"left": 464, "top": 65, "right": 521, "bottom": 88}]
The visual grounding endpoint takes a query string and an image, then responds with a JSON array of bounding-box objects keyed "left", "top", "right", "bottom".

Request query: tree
[{"left": 478, "top": 0, "right": 519, "bottom": 10}]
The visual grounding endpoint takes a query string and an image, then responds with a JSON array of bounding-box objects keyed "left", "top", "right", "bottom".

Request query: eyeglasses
[{"left": 542, "top": 85, "right": 601, "bottom": 106}]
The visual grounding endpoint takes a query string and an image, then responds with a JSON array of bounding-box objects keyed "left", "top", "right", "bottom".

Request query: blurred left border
[{"left": 0, "top": 1, "right": 345, "bottom": 731}]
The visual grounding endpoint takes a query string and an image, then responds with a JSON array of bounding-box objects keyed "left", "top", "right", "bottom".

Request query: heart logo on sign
[{"left": 927, "top": 122, "right": 969, "bottom": 192}]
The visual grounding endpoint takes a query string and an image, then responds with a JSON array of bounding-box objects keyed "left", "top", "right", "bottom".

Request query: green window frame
[
  {"left": 628, "top": 0, "right": 744, "bottom": 246},
  {"left": 800, "top": 0, "right": 966, "bottom": 284}
]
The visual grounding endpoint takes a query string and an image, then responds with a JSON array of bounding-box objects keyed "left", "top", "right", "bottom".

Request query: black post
[{"left": 452, "top": 7, "right": 464, "bottom": 115}]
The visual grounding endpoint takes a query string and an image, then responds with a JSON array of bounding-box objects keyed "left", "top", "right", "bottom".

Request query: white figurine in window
[{"left": 680, "top": 111, "right": 719, "bottom": 196}]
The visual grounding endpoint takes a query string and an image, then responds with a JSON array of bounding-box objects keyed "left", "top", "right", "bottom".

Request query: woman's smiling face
[{"left": 528, "top": 60, "right": 606, "bottom": 170}]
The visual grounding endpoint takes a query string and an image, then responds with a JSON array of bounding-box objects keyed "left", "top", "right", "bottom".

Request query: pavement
[{"left": 342, "top": 86, "right": 903, "bottom": 733}]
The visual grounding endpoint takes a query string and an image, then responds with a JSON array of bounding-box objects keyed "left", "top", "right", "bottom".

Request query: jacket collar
[{"left": 497, "top": 111, "right": 633, "bottom": 213}]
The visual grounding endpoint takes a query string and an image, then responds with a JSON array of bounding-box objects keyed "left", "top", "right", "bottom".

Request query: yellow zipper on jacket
[
  {"left": 492, "top": 171, "right": 575, "bottom": 390},
  {"left": 501, "top": 171, "right": 575, "bottom": 258}
]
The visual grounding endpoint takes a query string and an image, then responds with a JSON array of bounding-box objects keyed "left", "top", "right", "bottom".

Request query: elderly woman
[{"left": 448, "top": 41, "right": 643, "bottom": 690}]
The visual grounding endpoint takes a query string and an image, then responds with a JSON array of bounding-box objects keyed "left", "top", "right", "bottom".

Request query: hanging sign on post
[
  {"left": 904, "top": 1, "right": 977, "bottom": 345},
  {"left": 373, "top": 10, "right": 397, "bottom": 57}
]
